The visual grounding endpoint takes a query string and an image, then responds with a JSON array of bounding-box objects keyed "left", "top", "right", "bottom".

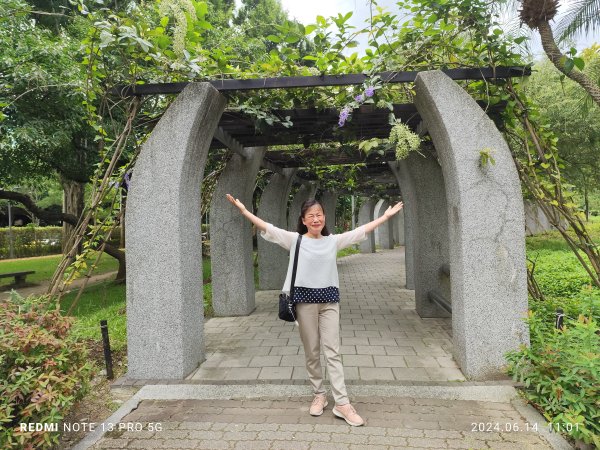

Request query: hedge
[
  {"left": 0, "top": 226, "right": 123, "bottom": 259},
  {"left": 0, "top": 227, "right": 62, "bottom": 259}
]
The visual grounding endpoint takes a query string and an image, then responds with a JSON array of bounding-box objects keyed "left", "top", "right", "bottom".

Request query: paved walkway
[
  {"left": 189, "top": 248, "right": 463, "bottom": 384},
  {"left": 76, "top": 248, "right": 572, "bottom": 449}
]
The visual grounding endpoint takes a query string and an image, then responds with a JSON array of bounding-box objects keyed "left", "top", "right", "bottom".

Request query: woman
[{"left": 226, "top": 194, "right": 403, "bottom": 426}]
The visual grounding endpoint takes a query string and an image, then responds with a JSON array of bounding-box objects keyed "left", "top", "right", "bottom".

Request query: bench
[{"left": 0, "top": 271, "right": 36, "bottom": 286}]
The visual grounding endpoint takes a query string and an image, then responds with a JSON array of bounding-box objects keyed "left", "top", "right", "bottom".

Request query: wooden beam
[
  {"left": 260, "top": 159, "right": 284, "bottom": 175},
  {"left": 111, "top": 66, "right": 531, "bottom": 97}
]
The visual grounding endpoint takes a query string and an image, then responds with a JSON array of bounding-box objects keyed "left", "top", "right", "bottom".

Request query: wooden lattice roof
[{"left": 115, "top": 66, "right": 529, "bottom": 195}]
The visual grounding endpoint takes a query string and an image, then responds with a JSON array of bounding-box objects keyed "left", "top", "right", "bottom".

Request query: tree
[
  {"left": 0, "top": 0, "right": 98, "bottom": 252},
  {"left": 524, "top": 53, "right": 600, "bottom": 219},
  {"left": 517, "top": 0, "right": 600, "bottom": 107}
]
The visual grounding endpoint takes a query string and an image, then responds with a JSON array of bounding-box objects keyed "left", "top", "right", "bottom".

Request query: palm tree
[{"left": 518, "top": 0, "right": 600, "bottom": 106}]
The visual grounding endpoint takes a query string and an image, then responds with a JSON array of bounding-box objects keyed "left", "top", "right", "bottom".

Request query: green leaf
[
  {"left": 195, "top": 1, "right": 208, "bottom": 18},
  {"left": 572, "top": 57, "right": 585, "bottom": 71},
  {"left": 304, "top": 25, "right": 317, "bottom": 35},
  {"left": 564, "top": 58, "right": 575, "bottom": 74},
  {"left": 267, "top": 35, "right": 281, "bottom": 43}
]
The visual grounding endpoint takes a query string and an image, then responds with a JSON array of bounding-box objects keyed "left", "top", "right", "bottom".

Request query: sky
[{"left": 270, "top": 0, "right": 599, "bottom": 59}]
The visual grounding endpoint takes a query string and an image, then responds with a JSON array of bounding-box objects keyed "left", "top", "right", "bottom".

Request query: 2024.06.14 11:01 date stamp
[{"left": 471, "top": 422, "right": 580, "bottom": 433}]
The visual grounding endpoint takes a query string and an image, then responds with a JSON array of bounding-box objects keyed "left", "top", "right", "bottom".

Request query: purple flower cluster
[
  {"left": 338, "top": 107, "right": 351, "bottom": 127},
  {"left": 123, "top": 172, "right": 131, "bottom": 190},
  {"left": 338, "top": 86, "right": 375, "bottom": 128}
]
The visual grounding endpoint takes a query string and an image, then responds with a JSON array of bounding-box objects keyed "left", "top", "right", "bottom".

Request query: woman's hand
[
  {"left": 226, "top": 194, "right": 247, "bottom": 213},
  {"left": 226, "top": 194, "right": 268, "bottom": 232},
  {"left": 383, "top": 201, "right": 404, "bottom": 218}
]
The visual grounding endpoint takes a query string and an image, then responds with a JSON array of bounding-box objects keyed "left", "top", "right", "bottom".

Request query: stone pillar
[
  {"left": 415, "top": 70, "right": 528, "bottom": 380},
  {"left": 389, "top": 162, "right": 415, "bottom": 289},
  {"left": 288, "top": 182, "right": 318, "bottom": 230},
  {"left": 357, "top": 197, "right": 376, "bottom": 253},
  {"left": 126, "top": 83, "right": 226, "bottom": 379},
  {"left": 257, "top": 169, "right": 297, "bottom": 290},
  {"left": 319, "top": 190, "right": 338, "bottom": 231},
  {"left": 210, "top": 147, "right": 267, "bottom": 316},
  {"left": 373, "top": 199, "right": 384, "bottom": 245},
  {"left": 375, "top": 200, "right": 394, "bottom": 249},
  {"left": 395, "top": 210, "right": 405, "bottom": 245},
  {"left": 398, "top": 152, "right": 450, "bottom": 318}
]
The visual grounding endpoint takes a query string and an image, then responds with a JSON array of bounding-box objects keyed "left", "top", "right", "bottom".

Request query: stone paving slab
[
  {"left": 186, "top": 248, "right": 480, "bottom": 384},
  {"left": 87, "top": 395, "right": 563, "bottom": 449}
]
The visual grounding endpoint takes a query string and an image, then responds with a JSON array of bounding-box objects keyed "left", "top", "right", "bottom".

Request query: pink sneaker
[
  {"left": 333, "top": 403, "right": 365, "bottom": 426},
  {"left": 309, "top": 394, "right": 328, "bottom": 416}
]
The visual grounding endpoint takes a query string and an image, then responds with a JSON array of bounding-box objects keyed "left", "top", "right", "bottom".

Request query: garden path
[{"left": 76, "top": 249, "right": 572, "bottom": 449}]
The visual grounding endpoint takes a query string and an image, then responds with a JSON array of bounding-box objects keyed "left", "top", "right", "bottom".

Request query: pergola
[{"left": 121, "top": 66, "right": 531, "bottom": 382}]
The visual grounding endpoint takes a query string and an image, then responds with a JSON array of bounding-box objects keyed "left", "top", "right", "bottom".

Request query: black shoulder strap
[{"left": 290, "top": 235, "right": 302, "bottom": 299}]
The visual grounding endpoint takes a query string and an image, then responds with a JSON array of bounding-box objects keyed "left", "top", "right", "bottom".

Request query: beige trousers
[{"left": 296, "top": 302, "right": 349, "bottom": 405}]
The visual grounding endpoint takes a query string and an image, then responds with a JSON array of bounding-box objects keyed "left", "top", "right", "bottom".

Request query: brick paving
[
  {"left": 90, "top": 396, "right": 555, "bottom": 449},
  {"left": 85, "top": 248, "right": 569, "bottom": 449},
  {"left": 190, "top": 248, "right": 468, "bottom": 384}
]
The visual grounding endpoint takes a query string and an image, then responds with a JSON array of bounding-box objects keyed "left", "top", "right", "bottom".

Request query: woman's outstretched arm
[
  {"left": 363, "top": 201, "right": 404, "bottom": 234},
  {"left": 226, "top": 194, "right": 268, "bottom": 232}
]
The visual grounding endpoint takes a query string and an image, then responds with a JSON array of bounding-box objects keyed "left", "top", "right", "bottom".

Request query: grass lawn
[
  {"left": 62, "top": 248, "right": 361, "bottom": 350},
  {"left": 0, "top": 252, "right": 120, "bottom": 288},
  {"left": 62, "top": 258, "right": 213, "bottom": 350},
  {"left": 525, "top": 216, "right": 600, "bottom": 305}
]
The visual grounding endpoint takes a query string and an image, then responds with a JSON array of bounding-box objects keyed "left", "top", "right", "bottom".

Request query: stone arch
[
  {"left": 413, "top": 70, "right": 529, "bottom": 379},
  {"left": 357, "top": 197, "right": 376, "bottom": 253},
  {"left": 209, "top": 147, "right": 267, "bottom": 316},
  {"left": 374, "top": 199, "right": 394, "bottom": 249},
  {"left": 256, "top": 169, "right": 297, "bottom": 290},
  {"left": 392, "top": 152, "right": 450, "bottom": 319},
  {"left": 126, "top": 83, "right": 226, "bottom": 379},
  {"left": 124, "top": 71, "right": 529, "bottom": 382}
]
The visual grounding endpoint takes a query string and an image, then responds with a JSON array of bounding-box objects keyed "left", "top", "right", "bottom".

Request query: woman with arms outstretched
[{"left": 226, "top": 193, "right": 403, "bottom": 426}]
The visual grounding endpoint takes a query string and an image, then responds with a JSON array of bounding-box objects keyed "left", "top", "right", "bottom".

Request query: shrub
[
  {"left": 506, "top": 307, "right": 600, "bottom": 447},
  {"left": 0, "top": 294, "right": 92, "bottom": 449}
]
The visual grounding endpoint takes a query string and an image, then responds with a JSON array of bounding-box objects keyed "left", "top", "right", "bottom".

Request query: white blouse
[{"left": 260, "top": 224, "right": 367, "bottom": 294}]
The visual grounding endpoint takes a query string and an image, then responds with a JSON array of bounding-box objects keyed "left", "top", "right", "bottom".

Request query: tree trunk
[
  {"left": 102, "top": 240, "right": 126, "bottom": 282},
  {"left": 537, "top": 21, "right": 600, "bottom": 108},
  {"left": 120, "top": 194, "right": 126, "bottom": 249},
  {"left": 584, "top": 184, "right": 590, "bottom": 222},
  {"left": 60, "top": 176, "right": 85, "bottom": 255}
]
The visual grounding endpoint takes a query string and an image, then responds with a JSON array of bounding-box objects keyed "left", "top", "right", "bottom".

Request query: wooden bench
[{"left": 0, "top": 271, "right": 36, "bottom": 286}]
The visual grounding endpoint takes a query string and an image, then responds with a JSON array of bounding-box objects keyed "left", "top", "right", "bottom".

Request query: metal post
[
  {"left": 555, "top": 308, "right": 564, "bottom": 331},
  {"left": 7, "top": 201, "right": 14, "bottom": 259},
  {"left": 351, "top": 195, "right": 356, "bottom": 229},
  {"left": 100, "top": 320, "right": 114, "bottom": 379}
]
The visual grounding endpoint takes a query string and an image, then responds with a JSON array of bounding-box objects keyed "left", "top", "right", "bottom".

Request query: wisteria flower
[
  {"left": 338, "top": 107, "right": 351, "bottom": 127},
  {"left": 365, "top": 86, "right": 375, "bottom": 97},
  {"left": 355, "top": 94, "right": 364, "bottom": 103}
]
